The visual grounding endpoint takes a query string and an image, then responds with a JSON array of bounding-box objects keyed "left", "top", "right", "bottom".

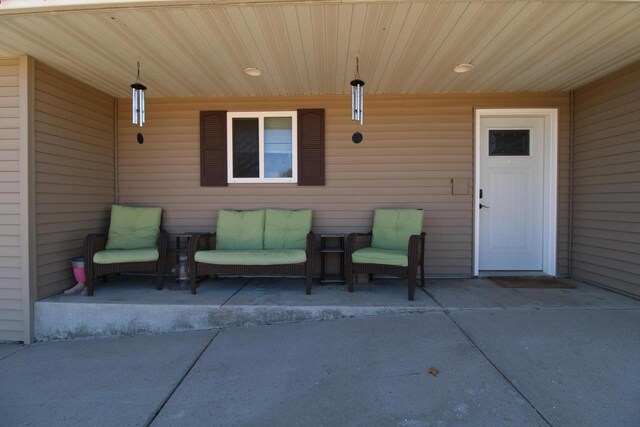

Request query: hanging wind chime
[
  {"left": 131, "top": 61, "right": 146, "bottom": 144},
  {"left": 350, "top": 55, "right": 365, "bottom": 144}
]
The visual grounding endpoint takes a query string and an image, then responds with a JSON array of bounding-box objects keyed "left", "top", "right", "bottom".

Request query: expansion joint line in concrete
[
  {"left": 421, "top": 288, "right": 554, "bottom": 427},
  {"left": 0, "top": 346, "right": 26, "bottom": 362},
  {"left": 145, "top": 331, "right": 221, "bottom": 427},
  {"left": 220, "top": 278, "right": 252, "bottom": 307}
]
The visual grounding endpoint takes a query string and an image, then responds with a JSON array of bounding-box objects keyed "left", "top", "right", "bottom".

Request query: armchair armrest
[
  {"left": 345, "top": 232, "right": 372, "bottom": 257},
  {"left": 157, "top": 230, "right": 169, "bottom": 255},
  {"left": 304, "top": 231, "right": 316, "bottom": 294},
  {"left": 84, "top": 233, "right": 107, "bottom": 286},
  {"left": 85, "top": 233, "right": 108, "bottom": 261},
  {"left": 305, "top": 231, "right": 316, "bottom": 261},
  {"left": 188, "top": 233, "right": 216, "bottom": 261},
  {"left": 345, "top": 232, "right": 371, "bottom": 291},
  {"left": 157, "top": 229, "right": 169, "bottom": 268},
  {"left": 407, "top": 233, "right": 426, "bottom": 268}
]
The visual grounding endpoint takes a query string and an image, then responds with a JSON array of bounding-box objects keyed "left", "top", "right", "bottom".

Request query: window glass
[
  {"left": 489, "top": 130, "right": 530, "bottom": 156},
  {"left": 264, "top": 117, "right": 293, "bottom": 178},
  {"left": 228, "top": 112, "right": 297, "bottom": 183},
  {"left": 232, "top": 118, "right": 259, "bottom": 178}
]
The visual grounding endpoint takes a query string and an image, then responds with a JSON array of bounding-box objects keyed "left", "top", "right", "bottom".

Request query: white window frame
[{"left": 227, "top": 111, "right": 298, "bottom": 184}]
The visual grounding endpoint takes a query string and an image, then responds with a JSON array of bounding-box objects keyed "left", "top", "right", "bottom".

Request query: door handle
[{"left": 479, "top": 203, "right": 490, "bottom": 209}]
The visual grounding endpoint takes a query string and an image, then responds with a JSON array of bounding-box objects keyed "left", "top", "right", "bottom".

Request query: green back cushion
[
  {"left": 371, "top": 209, "right": 423, "bottom": 251},
  {"left": 105, "top": 205, "right": 162, "bottom": 250},
  {"left": 216, "top": 209, "right": 265, "bottom": 250},
  {"left": 264, "top": 209, "right": 312, "bottom": 250}
]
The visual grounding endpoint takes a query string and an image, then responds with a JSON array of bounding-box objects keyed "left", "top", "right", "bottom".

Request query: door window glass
[{"left": 489, "top": 130, "right": 530, "bottom": 156}]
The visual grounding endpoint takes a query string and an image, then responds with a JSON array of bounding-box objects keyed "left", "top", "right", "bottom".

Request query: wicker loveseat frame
[{"left": 188, "top": 232, "right": 315, "bottom": 295}]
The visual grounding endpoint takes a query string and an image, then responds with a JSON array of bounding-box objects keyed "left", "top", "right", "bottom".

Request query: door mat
[{"left": 488, "top": 277, "right": 577, "bottom": 289}]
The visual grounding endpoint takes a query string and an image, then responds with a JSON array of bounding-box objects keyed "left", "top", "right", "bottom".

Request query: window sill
[{"left": 227, "top": 178, "right": 298, "bottom": 184}]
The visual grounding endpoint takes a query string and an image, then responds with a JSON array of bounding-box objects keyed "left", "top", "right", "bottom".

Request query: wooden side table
[{"left": 320, "top": 234, "right": 345, "bottom": 284}]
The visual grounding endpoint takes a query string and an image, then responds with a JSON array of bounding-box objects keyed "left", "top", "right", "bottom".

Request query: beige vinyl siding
[
  {"left": 572, "top": 61, "right": 640, "bottom": 297},
  {"left": 34, "top": 62, "right": 115, "bottom": 298},
  {"left": 0, "top": 58, "right": 24, "bottom": 341},
  {"left": 117, "top": 93, "right": 570, "bottom": 276}
]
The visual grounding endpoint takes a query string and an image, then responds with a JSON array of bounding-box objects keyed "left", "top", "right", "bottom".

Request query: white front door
[{"left": 479, "top": 116, "right": 545, "bottom": 270}]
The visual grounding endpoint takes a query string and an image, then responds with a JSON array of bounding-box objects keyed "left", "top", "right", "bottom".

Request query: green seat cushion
[
  {"left": 216, "top": 209, "right": 266, "bottom": 250},
  {"left": 195, "top": 249, "right": 306, "bottom": 265},
  {"left": 371, "top": 209, "right": 423, "bottom": 251},
  {"left": 105, "top": 205, "right": 162, "bottom": 250},
  {"left": 351, "top": 247, "right": 408, "bottom": 267},
  {"left": 93, "top": 248, "right": 159, "bottom": 264},
  {"left": 264, "top": 208, "right": 312, "bottom": 250}
]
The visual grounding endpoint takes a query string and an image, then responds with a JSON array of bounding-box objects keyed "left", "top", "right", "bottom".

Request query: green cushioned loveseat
[
  {"left": 345, "top": 209, "right": 425, "bottom": 300},
  {"left": 188, "top": 209, "right": 315, "bottom": 294},
  {"left": 84, "top": 205, "right": 168, "bottom": 295}
]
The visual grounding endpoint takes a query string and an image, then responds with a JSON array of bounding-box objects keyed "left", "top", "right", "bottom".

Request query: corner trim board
[{"left": 18, "top": 55, "right": 36, "bottom": 343}]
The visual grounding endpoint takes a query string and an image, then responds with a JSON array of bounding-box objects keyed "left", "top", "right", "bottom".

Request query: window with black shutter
[{"left": 200, "top": 108, "right": 324, "bottom": 186}]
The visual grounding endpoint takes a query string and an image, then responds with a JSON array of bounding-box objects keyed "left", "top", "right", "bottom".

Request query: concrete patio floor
[
  {"left": 34, "top": 276, "right": 442, "bottom": 340},
  {"left": 2, "top": 278, "right": 639, "bottom": 426}
]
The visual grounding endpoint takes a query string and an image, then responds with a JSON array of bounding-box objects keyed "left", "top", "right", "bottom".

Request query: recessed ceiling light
[
  {"left": 453, "top": 63, "right": 474, "bottom": 73},
  {"left": 244, "top": 67, "right": 263, "bottom": 77}
]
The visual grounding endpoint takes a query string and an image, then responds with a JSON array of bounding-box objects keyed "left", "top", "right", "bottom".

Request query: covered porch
[{"left": 0, "top": 0, "right": 639, "bottom": 344}]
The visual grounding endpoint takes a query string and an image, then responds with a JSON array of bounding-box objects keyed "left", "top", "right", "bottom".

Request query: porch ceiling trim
[{"left": 3, "top": 1, "right": 640, "bottom": 16}]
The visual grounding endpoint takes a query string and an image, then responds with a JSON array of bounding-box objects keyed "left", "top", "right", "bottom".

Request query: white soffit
[{"left": 0, "top": 0, "right": 639, "bottom": 97}]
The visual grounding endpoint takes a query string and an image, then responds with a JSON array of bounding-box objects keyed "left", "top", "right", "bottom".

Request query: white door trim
[{"left": 474, "top": 109, "right": 558, "bottom": 276}]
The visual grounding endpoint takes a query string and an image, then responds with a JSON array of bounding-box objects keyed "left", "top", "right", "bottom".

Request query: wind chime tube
[
  {"left": 354, "top": 86, "right": 357, "bottom": 121},
  {"left": 359, "top": 84, "right": 364, "bottom": 125},
  {"left": 351, "top": 85, "right": 355, "bottom": 120},
  {"left": 355, "top": 85, "right": 360, "bottom": 121},
  {"left": 132, "top": 87, "right": 138, "bottom": 125},
  {"left": 140, "top": 89, "right": 145, "bottom": 126}
]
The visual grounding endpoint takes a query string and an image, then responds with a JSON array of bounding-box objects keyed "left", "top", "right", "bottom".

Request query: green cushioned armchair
[
  {"left": 345, "top": 209, "right": 425, "bottom": 300},
  {"left": 84, "top": 205, "right": 168, "bottom": 295}
]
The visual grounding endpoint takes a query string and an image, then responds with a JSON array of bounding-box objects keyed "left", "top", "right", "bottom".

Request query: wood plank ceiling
[{"left": 0, "top": 0, "right": 639, "bottom": 98}]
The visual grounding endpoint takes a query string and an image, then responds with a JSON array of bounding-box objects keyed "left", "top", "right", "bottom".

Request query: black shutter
[
  {"left": 297, "top": 109, "right": 325, "bottom": 186},
  {"left": 200, "top": 111, "right": 227, "bottom": 186}
]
